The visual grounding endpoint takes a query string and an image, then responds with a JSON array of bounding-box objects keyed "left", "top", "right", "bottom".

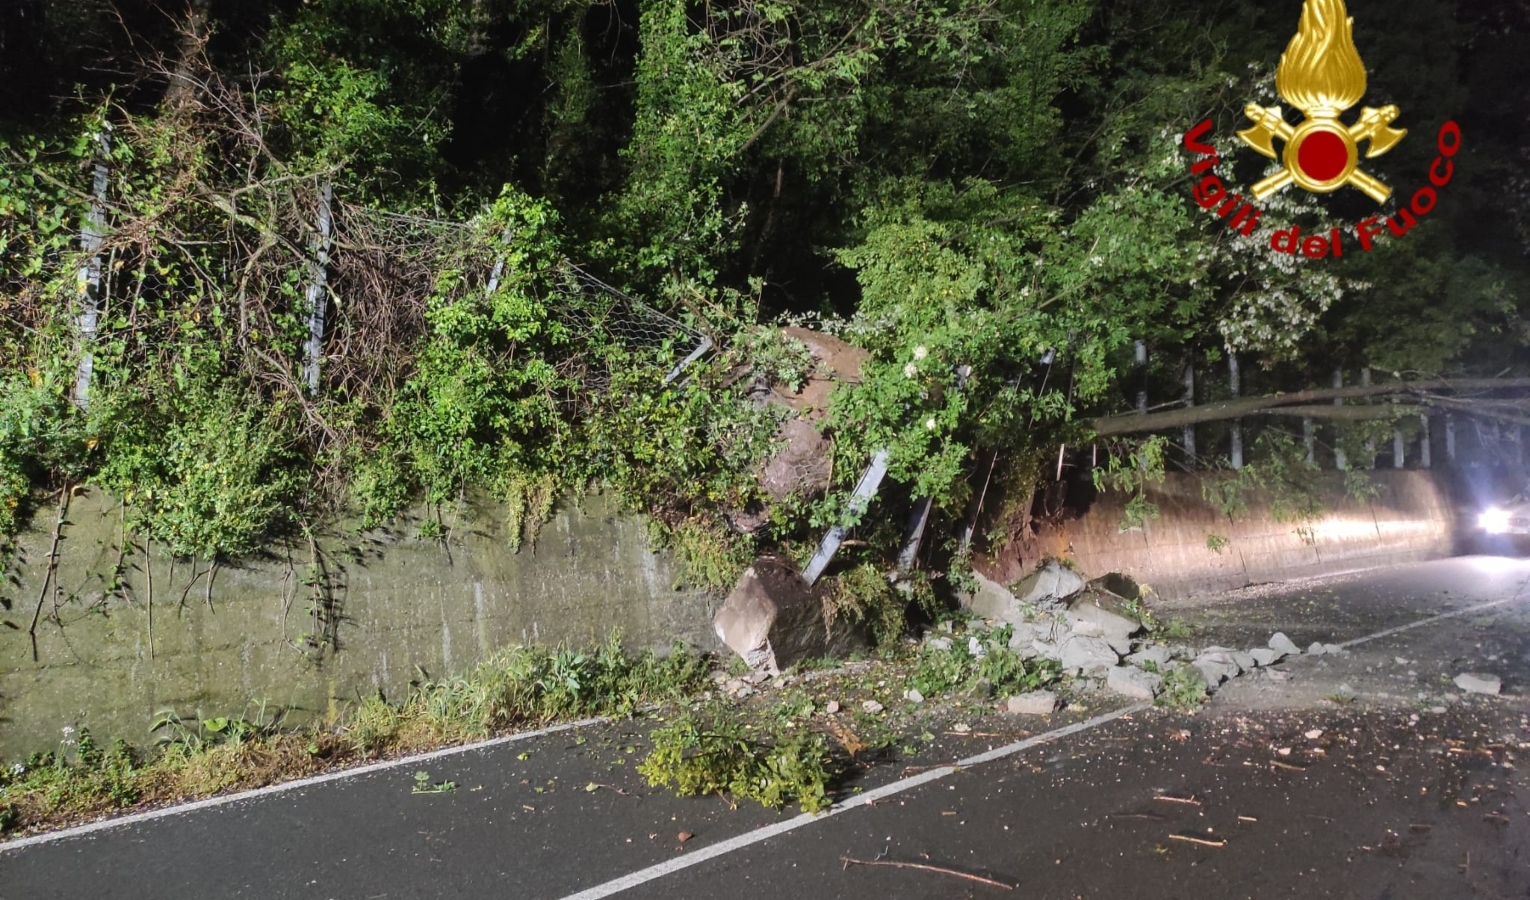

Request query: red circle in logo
[{"left": 1297, "top": 129, "right": 1349, "bottom": 183}]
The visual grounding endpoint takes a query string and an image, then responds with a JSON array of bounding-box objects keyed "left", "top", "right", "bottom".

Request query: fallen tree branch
[
  {"left": 1092, "top": 377, "right": 1530, "bottom": 436},
  {"left": 840, "top": 856, "right": 1016, "bottom": 890}
]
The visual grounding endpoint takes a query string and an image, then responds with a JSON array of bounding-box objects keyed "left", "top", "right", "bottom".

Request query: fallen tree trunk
[{"left": 1091, "top": 377, "right": 1530, "bottom": 436}]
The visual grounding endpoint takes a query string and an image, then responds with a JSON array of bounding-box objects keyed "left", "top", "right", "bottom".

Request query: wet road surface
[{"left": 3, "top": 556, "right": 1527, "bottom": 899}]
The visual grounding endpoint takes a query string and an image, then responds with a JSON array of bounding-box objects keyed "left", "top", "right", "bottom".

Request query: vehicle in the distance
[{"left": 1478, "top": 493, "right": 1530, "bottom": 535}]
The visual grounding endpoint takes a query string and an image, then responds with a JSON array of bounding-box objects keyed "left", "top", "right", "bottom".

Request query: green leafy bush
[{"left": 638, "top": 707, "right": 833, "bottom": 813}]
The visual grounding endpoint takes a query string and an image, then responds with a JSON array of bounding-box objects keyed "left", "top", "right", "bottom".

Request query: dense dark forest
[{"left": 0, "top": 0, "right": 1526, "bottom": 611}]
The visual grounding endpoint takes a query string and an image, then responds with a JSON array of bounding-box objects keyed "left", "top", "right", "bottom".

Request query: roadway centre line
[
  {"left": 6, "top": 588, "right": 1521, "bottom": 858},
  {"left": 557, "top": 586, "right": 1530, "bottom": 900},
  {"left": 0, "top": 717, "right": 605, "bottom": 853},
  {"left": 555, "top": 703, "right": 1151, "bottom": 900},
  {"left": 1338, "top": 588, "right": 1527, "bottom": 650}
]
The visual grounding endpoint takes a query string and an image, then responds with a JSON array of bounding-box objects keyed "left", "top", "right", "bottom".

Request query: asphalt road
[{"left": 3, "top": 556, "right": 1528, "bottom": 900}]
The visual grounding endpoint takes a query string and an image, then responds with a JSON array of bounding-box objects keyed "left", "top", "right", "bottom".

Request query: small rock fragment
[
  {"left": 861, "top": 700, "right": 884, "bottom": 714},
  {"left": 1304, "top": 729, "right": 1324, "bottom": 740},
  {"left": 1060, "top": 636, "right": 1121, "bottom": 674},
  {"left": 904, "top": 688, "right": 925, "bottom": 704},
  {"left": 1453, "top": 673, "right": 1502, "bottom": 696},
  {"left": 1128, "top": 645, "right": 1173, "bottom": 668},
  {"left": 1268, "top": 633, "right": 1301, "bottom": 657},
  {"left": 825, "top": 700, "right": 841, "bottom": 714},
  {"left": 1107, "top": 665, "right": 1164, "bottom": 700},
  {"left": 967, "top": 636, "right": 988, "bottom": 660},
  {"left": 1006, "top": 691, "right": 1059, "bottom": 716},
  {"left": 952, "top": 723, "right": 972, "bottom": 733},
  {"left": 926, "top": 636, "right": 954, "bottom": 652}
]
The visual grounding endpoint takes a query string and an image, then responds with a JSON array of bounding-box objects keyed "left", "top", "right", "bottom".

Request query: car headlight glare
[{"left": 1480, "top": 508, "right": 1511, "bottom": 534}]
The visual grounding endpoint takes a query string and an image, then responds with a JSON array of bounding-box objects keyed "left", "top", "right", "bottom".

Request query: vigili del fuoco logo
[{"left": 1181, "top": 0, "right": 1461, "bottom": 258}]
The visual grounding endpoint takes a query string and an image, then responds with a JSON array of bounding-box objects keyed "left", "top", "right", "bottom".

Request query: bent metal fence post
[
  {"left": 303, "top": 181, "right": 333, "bottom": 394},
  {"left": 72, "top": 128, "right": 111, "bottom": 410},
  {"left": 803, "top": 448, "right": 891, "bottom": 587}
]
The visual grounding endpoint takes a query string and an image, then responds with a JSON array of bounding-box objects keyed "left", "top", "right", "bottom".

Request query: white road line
[
  {"left": 0, "top": 717, "right": 605, "bottom": 853},
  {"left": 1338, "top": 591, "right": 1526, "bottom": 650},
  {"left": 555, "top": 704, "right": 1151, "bottom": 900}
]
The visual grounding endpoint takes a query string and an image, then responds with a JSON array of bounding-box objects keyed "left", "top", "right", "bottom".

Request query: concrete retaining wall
[
  {"left": 979, "top": 470, "right": 1460, "bottom": 600},
  {"left": 0, "top": 491, "right": 712, "bottom": 760}
]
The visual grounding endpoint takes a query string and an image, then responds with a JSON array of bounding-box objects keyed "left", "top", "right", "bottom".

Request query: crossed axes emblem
[{"left": 1238, "top": 103, "right": 1407, "bottom": 203}]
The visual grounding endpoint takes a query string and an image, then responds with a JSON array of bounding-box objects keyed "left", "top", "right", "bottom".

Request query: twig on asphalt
[
  {"left": 840, "top": 856, "right": 1015, "bottom": 890},
  {"left": 1168, "top": 834, "right": 1228, "bottom": 848},
  {"left": 1106, "top": 813, "right": 1166, "bottom": 821},
  {"left": 1269, "top": 759, "right": 1307, "bottom": 771},
  {"left": 1153, "top": 794, "right": 1202, "bottom": 806}
]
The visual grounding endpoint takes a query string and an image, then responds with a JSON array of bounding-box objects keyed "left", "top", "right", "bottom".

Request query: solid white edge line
[
  {"left": 555, "top": 703, "right": 1151, "bottom": 900},
  {"left": 0, "top": 717, "right": 606, "bottom": 852}
]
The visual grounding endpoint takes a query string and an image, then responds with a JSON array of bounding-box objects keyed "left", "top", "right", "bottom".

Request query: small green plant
[
  {"left": 1160, "top": 617, "right": 1196, "bottom": 641},
  {"left": 638, "top": 707, "right": 833, "bottom": 813},
  {"left": 412, "top": 770, "right": 457, "bottom": 794},
  {"left": 1205, "top": 533, "right": 1230, "bottom": 554},
  {"left": 1156, "top": 666, "right": 1208, "bottom": 710}
]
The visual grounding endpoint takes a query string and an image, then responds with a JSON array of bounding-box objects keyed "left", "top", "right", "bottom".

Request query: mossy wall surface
[{"left": 0, "top": 491, "right": 713, "bottom": 760}]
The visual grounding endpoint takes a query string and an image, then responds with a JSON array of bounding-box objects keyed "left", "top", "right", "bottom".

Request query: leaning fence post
[
  {"left": 803, "top": 449, "right": 890, "bottom": 587},
  {"left": 1229, "top": 353, "right": 1243, "bottom": 470},
  {"left": 1419, "top": 414, "right": 1432, "bottom": 469},
  {"left": 72, "top": 127, "right": 111, "bottom": 410},
  {"left": 1393, "top": 428, "right": 1405, "bottom": 468},
  {"left": 1445, "top": 413, "right": 1456, "bottom": 464},
  {"left": 1362, "top": 368, "right": 1377, "bottom": 469},
  {"left": 1303, "top": 416, "right": 1316, "bottom": 464},
  {"left": 303, "top": 181, "right": 333, "bottom": 394},
  {"left": 1182, "top": 363, "right": 1196, "bottom": 468},
  {"left": 1333, "top": 368, "right": 1348, "bottom": 471}
]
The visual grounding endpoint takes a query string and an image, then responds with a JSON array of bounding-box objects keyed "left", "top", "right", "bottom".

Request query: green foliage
[
  {"left": 411, "top": 771, "right": 457, "bottom": 794},
  {"left": 348, "top": 634, "right": 710, "bottom": 755},
  {"left": 1155, "top": 666, "right": 1208, "bottom": 711},
  {"left": 910, "top": 628, "right": 1060, "bottom": 698},
  {"left": 638, "top": 706, "right": 833, "bottom": 813}
]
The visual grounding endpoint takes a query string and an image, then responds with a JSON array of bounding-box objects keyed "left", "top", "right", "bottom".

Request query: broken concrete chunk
[
  {"left": 926, "top": 635, "right": 954, "bottom": 652},
  {"left": 1307, "top": 642, "right": 1344, "bottom": 656},
  {"left": 1066, "top": 589, "right": 1143, "bottom": 644},
  {"left": 964, "top": 572, "right": 1026, "bottom": 624},
  {"left": 1127, "top": 645, "right": 1173, "bottom": 668},
  {"left": 1248, "top": 647, "right": 1278, "bottom": 667},
  {"left": 1453, "top": 673, "right": 1502, "bottom": 696},
  {"left": 1010, "top": 560, "right": 1087, "bottom": 609},
  {"left": 1107, "top": 665, "right": 1164, "bottom": 701},
  {"left": 1007, "top": 623, "right": 1039, "bottom": 650},
  {"left": 1230, "top": 650, "right": 1257, "bottom": 671},
  {"left": 967, "top": 635, "right": 987, "bottom": 660},
  {"left": 1268, "top": 632, "right": 1301, "bottom": 657},
  {"left": 1060, "top": 635, "right": 1120, "bottom": 674},
  {"left": 1067, "top": 618, "right": 1106, "bottom": 639},
  {"left": 1006, "top": 690, "right": 1059, "bottom": 716},
  {"left": 1031, "top": 640, "right": 1062, "bottom": 661},
  {"left": 1192, "top": 660, "right": 1231, "bottom": 687},
  {"left": 712, "top": 556, "right": 864, "bottom": 674}
]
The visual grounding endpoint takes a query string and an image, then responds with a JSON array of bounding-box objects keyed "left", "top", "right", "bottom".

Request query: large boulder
[
  {"left": 1011, "top": 560, "right": 1087, "bottom": 610},
  {"left": 964, "top": 572, "right": 1025, "bottom": 624},
  {"left": 1107, "top": 665, "right": 1163, "bottom": 701},
  {"left": 1065, "top": 589, "right": 1143, "bottom": 645},
  {"left": 759, "top": 418, "right": 833, "bottom": 501},
  {"left": 712, "top": 556, "right": 864, "bottom": 674},
  {"left": 1059, "top": 635, "right": 1120, "bottom": 674}
]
